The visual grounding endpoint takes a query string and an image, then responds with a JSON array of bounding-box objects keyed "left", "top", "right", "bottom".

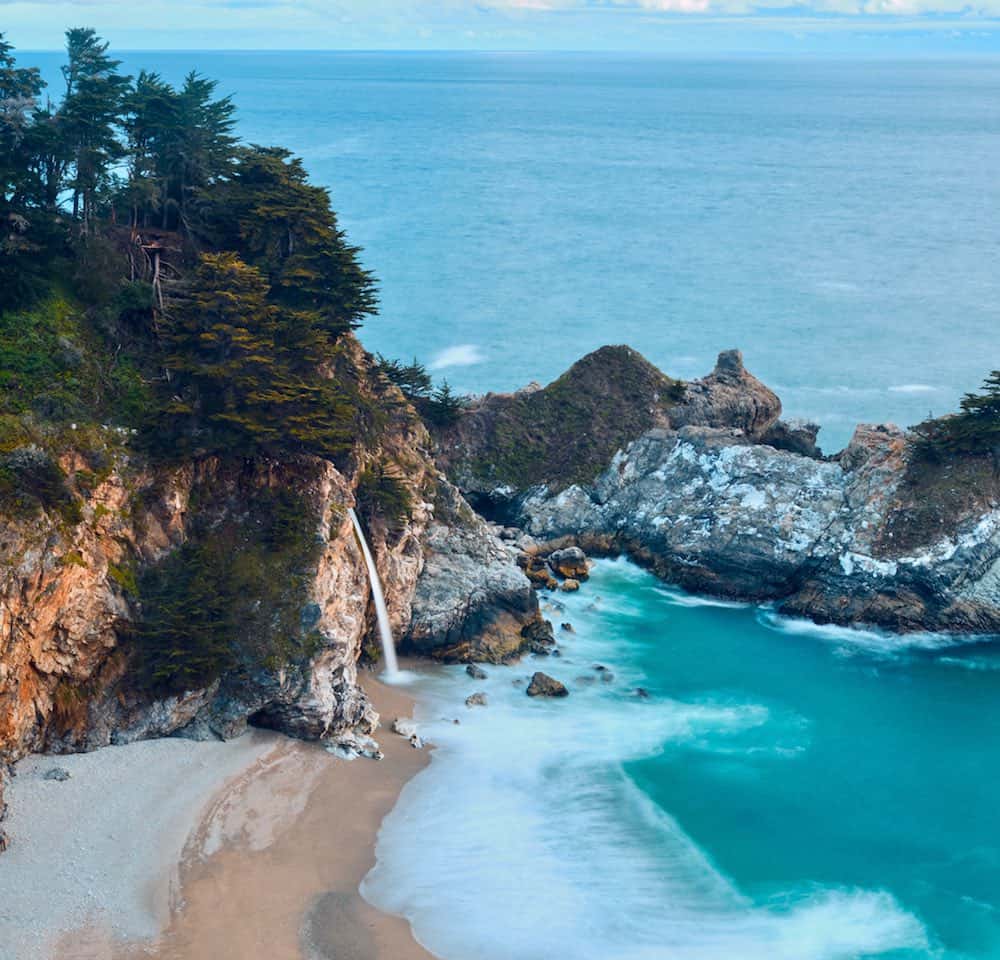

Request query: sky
[{"left": 5, "top": 0, "right": 1000, "bottom": 53}]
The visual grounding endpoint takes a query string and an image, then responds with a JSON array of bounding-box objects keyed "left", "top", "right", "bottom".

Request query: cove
[{"left": 365, "top": 558, "right": 1000, "bottom": 960}]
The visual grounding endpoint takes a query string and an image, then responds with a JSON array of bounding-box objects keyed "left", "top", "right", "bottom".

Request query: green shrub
[
  {"left": 0, "top": 447, "right": 81, "bottom": 523},
  {"left": 107, "top": 562, "right": 138, "bottom": 596},
  {"left": 356, "top": 463, "right": 413, "bottom": 531},
  {"left": 134, "top": 486, "right": 323, "bottom": 693}
]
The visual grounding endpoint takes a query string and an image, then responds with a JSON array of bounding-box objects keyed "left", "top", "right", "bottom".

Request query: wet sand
[{"left": 38, "top": 674, "right": 435, "bottom": 960}]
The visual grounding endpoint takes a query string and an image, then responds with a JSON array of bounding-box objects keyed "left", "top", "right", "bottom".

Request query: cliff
[
  {"left": 435, "top": 349, "right": 1000, "bottom": 635},
  {"left": 0, "top": 340, "right": 542, "bottom": 847}
]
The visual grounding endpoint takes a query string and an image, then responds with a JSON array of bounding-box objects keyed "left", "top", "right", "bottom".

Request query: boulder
[
  {"left": 521, "top": 555, "right": 559, "bottom": 591},
  {"left": 521, "top": 617, "right": 556, "bottom": 654},
  {"left": 526, "top": 672, "right": 569, "bottom": 698},
  {"left": 560, "top": 579, "right": 580, "bottom": 593},
  {"left": 391, "top": 717, "right": 418, "bottom": 739},
  {"left": 466, "top": 664, "right": 488, "bottom": 680},
  {"left": 761, "top": 418, "right": 823, "bottom": 459},
  {"left": 548, "top": 547, "right": 589, "bottom": 581},
  {"left": 328, "top": 731, "right": 383, "bottom": 761}
]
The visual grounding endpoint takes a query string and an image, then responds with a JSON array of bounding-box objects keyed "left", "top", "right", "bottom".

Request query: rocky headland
[{"left": 434, "top": 346, "right": 1000, "bottom": 636}]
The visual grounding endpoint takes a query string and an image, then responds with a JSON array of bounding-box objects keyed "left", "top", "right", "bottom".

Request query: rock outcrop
[
  {"left": 403, "top": 479, "right": 543, "bottom": 662},
  {"left": 669, "top": 349, "right": 781, "bottom": 439},
  {"left": 437, "top": 349, "right": 1000, "bottom": 636},
  {"left": 433, "top": 345, "right": 684, "bottom": 511}
]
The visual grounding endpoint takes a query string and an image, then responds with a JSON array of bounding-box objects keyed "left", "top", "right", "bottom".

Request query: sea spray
[{"left": 348, "top": 507, "right": 400, "bottom": 680}]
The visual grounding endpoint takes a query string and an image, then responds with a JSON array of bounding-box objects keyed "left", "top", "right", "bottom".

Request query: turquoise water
[
  {"left": 365, "top": 559, "right": 1000, "bottom": 960},
  {"left": 27, "top": 52, "right": 1000, "bottom": 450}
]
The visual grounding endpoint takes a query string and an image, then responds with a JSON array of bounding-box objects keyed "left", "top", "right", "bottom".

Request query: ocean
[
  {"left": 30, "top": 51, "right": 1000, "bottom": 453},
  {"left": 26, "top": 50, "right": 1000, "bottom": 957}
]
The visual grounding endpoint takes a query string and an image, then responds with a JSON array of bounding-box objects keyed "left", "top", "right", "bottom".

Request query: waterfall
[{"left": 348, "top": 507, "right": 400, "bottom": 679}]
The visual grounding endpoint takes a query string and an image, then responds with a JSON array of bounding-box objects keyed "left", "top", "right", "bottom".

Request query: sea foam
[{"left": 363, "top": 571, "right": 929, "bottom": 960}]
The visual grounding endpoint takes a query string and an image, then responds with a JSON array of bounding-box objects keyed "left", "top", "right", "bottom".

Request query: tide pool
[{"left": 364, "top": 559, "right": 1000, "bottom": 959}]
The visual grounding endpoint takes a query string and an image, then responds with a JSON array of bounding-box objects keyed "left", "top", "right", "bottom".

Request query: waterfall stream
[{"left": 348, "top": 507, "right": 400, "bottom": 679}]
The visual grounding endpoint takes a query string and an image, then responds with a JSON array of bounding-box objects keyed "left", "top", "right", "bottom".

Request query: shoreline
[{"left": 0, "top": 673, "right": 435, "bottom": 960}]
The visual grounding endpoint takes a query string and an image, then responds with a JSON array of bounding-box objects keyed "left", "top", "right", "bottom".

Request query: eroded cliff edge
[{"left": 434, "top": 346, "right": 1000, "bottom": 635}]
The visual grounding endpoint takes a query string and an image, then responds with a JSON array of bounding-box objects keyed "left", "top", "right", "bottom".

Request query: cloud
[{"left": 6, "top": 0, "right": 1000, "bottom": 51}]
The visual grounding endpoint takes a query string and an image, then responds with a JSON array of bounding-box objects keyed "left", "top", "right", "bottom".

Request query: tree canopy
[
  {"left": 0, "top": 29, "right": 379, "bottom": 466},
  {"left": 917, "top": 370, "right": 1000, "bottom": 459}
]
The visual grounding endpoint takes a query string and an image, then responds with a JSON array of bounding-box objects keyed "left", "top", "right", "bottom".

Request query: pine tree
[
  {"left": 918, "top": 369, "right": 1000, "bottom": 457},
  {"left": 121, "top": 70, "right": 177, "bottom": 231},
  {"left": 376, "top": 355, "right": 433, "bottom": 399},
  {"left": 153, "top": 252, "right": 359, "bottom": 459},
  {"left": 192, "top": 146, "right": 377, "bottom": 336},
  {"left": 60, "top": 29, "right": 130, "bottom": 234},
  {"left": 0, "top": 34, "right": 50, "bottom": 306}
]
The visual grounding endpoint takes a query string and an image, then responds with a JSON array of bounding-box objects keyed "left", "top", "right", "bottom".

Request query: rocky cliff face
[
  {"left": 440, "top": 350, "right": 1000, "bottom": 635},
  {"left": 404, "top": 479, "right": 551, "bottom": 663},
  {"left": 0, "top": 345, "right": 541, "bottom": 843}
]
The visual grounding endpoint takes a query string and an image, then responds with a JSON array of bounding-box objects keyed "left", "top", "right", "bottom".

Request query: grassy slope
[{"left": 436, "top": 345, "right": 685, "bottom": 493}]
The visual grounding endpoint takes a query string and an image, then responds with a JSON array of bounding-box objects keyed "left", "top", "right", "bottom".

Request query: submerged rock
[
  {"left": 526, "top": 672, "right": 569, "bottom": 698},
  {"left": 559, "top": 578, "right": 581, "bottom": 593},
  {"left": 465, "top": 692, "right": 488, "bottom": 708},
  {"left": 560, "top": 622, "right": 575, "bottom": 633},
  {"left": 466, "top": 664, "right": 488, "bottom": 680},
  {"left": 43, "top": 768, "right": 71, "bottom": 782}
]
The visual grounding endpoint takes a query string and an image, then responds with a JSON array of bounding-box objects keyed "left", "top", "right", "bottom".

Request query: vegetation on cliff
[
  {"left": 136, "top": 486, "right": 322, "bottom": 693},
  {"left": 0, "top": 30, "right": 376, "bottom": 463},
  {"left": 916, "top": 369, "right": 1000, "bottom": 460},
  {"left": 432, "top": 345, "right": 685, "bottom": 496},
  {"left": 375, "top": 355, "right": 467, "bottom": 427},
  {"left": 0, "top": 30, "right": 393, "bottom": 691}
]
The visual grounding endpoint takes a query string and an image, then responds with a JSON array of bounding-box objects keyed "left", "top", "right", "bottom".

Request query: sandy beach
[{"left": 0, "top": 674, "right": 435, "bottom": 960}]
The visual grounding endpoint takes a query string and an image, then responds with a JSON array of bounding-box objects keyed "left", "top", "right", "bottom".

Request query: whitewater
[{"left": 364, "top": 559, "right": 1000, "bottom": 959}]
